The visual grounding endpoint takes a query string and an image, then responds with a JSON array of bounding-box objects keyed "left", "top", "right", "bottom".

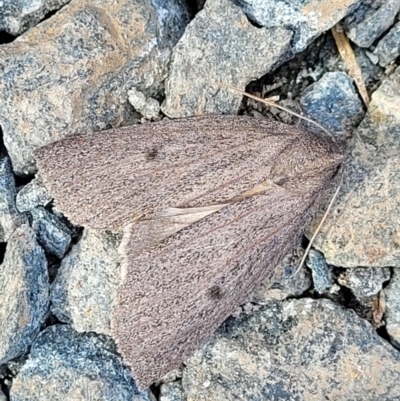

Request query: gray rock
[
  {"left": 310, "top": 66, "right": 400, "bottom": 267},
  {"left": 0, "top": 225, "right": 49, "bottom": 365},
  {"left": 373, "top": 21, "right": 400, "bottom": 67},
  {"left": 162, "top": 0, "right": 292, "bottom": 118},
  {"left": 300, "top": 72, "right": 365, "bottom": 136},
  {"left": 233, "top": 0, "right": 362, "bottom": 53},
  {"left": 128, "top": 88, "right": 161, "bottom": 120},
  {"left": 385, "top": 269, "right": 400, "bottom": 348},
  {"left": 16, "top": 175, "right": 52, "bottom": 213},
  {"left": 0, "top": 389, "right": 6, "bottom": 401},
  {"left": 345, "top": 0, "right": 400, "bottom": 48},
  {"left": 0, "top": 0, "right": 71, "bottom": 36},
  {"left": 339, "top": 267, "right": 390, "bottom": 298},
  {"left": 51, "top": 229, "right": 122, "bottom": 335},
  {"left": 0, "top": 0, "right": 189, "bottom": 175},
  {"left": 160, "top": 381, "right": 186, "bottom": 401},
  {"left": 306, "top": 249, "right": 333, "bottom": 294},
  {"left": 0, "top": 156, "right": 28, "bottom": 241},
  {"left": 182, "top": 298, "right": 400, "bottom": 400},
  {"left": 31, "top": 206, "right": 71, "bottom": 258},
  {"left": 248, "top": 247, "right": 311, "bottom": 303},
  {"left": 10, "top": 324, "right": 153, "bottom": 401}
]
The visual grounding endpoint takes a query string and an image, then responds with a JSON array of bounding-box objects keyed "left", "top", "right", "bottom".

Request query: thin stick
[
  {"left": 294, "top": 181, "right": 342, "bottom": 275},
  {"left": 217, "top": 83, "right": 333, "bottom": 137}
]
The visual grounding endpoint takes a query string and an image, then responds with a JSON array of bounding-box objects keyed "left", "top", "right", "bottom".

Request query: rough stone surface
[
  {"left": 0, "top": 225, "right": 49, "bottom": 365},
  {"left": 162, "top": 0, "right": 292, "bottom": 118},
  {"left": 338, "top": 267, "right": 390, "bottom": 298},
  {"left": 306, "top": 249, "right": 333, "bottom": 294},
  {"left": 51, "top": 229, "right": 122, "bottom": 335},
  {"left": 373, "top": 21, "right": 400, "bottom": 67},
  {"left": 345, "top": 0, "right": 400, "bottom": 48},
  {"left": 248, "top": 247, "right": 311, "bottom": 303},
  {"left": 233, "top": 0, "right": 362, "bottom": 53},
  {"left": 160, "top": 381, "right": 186, "bottom": 401},
  {"left": 182, "top": 298, "right": 400, "bottom": 400},
  {"left": 0, "top": 156, "right": 28, "bottom": 241},
  {"left": 0, "top": 0, "right": 189, "bottom": 175},
  {"left": 31, "top": 206, "right": 71, "bottom": 258},
  {"left": 310, "top": 66, "right": 400, "bottom": 267},
  {"left": 300, "top": 71, "right": 365, "bottom": 136},
  {"left": 0, "top": 0, "right": 71, "bottom": 35},
  {"left": 16, "top": 175, "right": 52, "bottom": 213},
  {"left": 385, "top": 268, "right": 400, "bottom": 348},
  {"left": 10, "top": 325, "right": 153, "bottom": 401},
  {"left": 128, "top": 88, "right": 161, "bottom": 120}
]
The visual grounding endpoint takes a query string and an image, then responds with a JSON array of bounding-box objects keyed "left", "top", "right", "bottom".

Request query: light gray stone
[
  {"left": 248, "top": 247, "right": 311, "bottom": 303},
  {"left": 160, "top": 381, "right": 186, "bottom": 401},
  {"left": 0, "top": 0, "right": 71, "bottom": 36},
  {"left": 16, "top": 175, "right": 52, "bottom": 213},
  {"left": 0, "top": 0, "right": 189, "bottom": 175},
  {"left": 182, "top": 298, "right": 400, "bottom": 400},
  {"left": 345, "top": 0, "right": 400, "bottom": 48},
  {"left": 31, "top": 206, "right": 71, "bottom": 258},
  {"left": 339, "top": 267, "right": 390, "bottom": 298},
  {"left": 128, "top": 88, "right": 161, "bottom": 120},
  {"left": 234, "top": 0, "right": 362, "bottom": 53},
  {"left": 306, "top": 249, "right": 333, "bottom": 294},
  {"left": 373, "top": 21, "right": 400, "bottom": 67},
  {"left": 51, "top": 229, "right": 122, "bottom": 335},
  {"left": 0, "top": 156, "right": 28, "bottom": 241},
  {"left": 310, "top": 66, "right": 400, "bottom": 267},
  {"left": 385, "top": 269, "right": 400, "bottom": 348},
  {"left": 300, "top": 72, "right": 365, "bottom": 137},
  {"left": 162, "top": 0, "right": 292, "bottom": 118},
  {"left": 0, "top": 225, "right": 49, "bottom": 365},
  {"left": 10, "top": 324, "right": 153, "bottom": 401}
]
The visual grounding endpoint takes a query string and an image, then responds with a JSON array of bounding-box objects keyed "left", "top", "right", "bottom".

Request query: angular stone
[
  {"left": 160, "top": 381, "right": 186, "bottom": 401},
  {"left": 385, "top": 269, "right": 400, "bottom": 348},
  {"left": 234, "top": 0, "right": 362, "bottom": 53},
  {"left": 345, "top": 0, "right": 400, "bottom": 48},
  {"left": 10, "top": 325, "right": 153, "bottom": 401},
  {"left": 51, "top": 229, "right": 122, "bottom": 335},
  {"left": 0, "top": 156, "right": 28, "bottom": 241},
  {"left": 162, "top": 0, "right": 292, "bottom": 118},
  {"left": 31, "top": 206, "right": 71, "bottom": 258},
  {"left": 0, "top": 225, "right": 49, "bottom": 364},
  {"left": 16, "top": 175, "right": 52, "bottom": 213},
  {"left": 0, "top": 0, "right": 71, "bottom": 35},
  {"left": 182, "top": 299, "right": 400, "bottom": 400},
  {"left": 310, "top": 66, "right": 400, "bottom": 267},
  {"left": 0, "top": 0, "right": 189, "bottom": 175},
  {"left": 339, "top": 267, "right": 390, "bottom": 298},
  {"left": 306, "top": 249, "right": 333, "bottom": 294},
  {"left": 373, "top": 21, "right": 400, "bottom": 67},
  {"left": 300, "top": 72, "right": 364, "bottom": 137}
]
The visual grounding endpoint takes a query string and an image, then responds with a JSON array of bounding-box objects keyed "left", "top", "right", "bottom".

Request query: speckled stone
[
  {"left": 16, "top": 175, "right": 52, "bottom": 213},
  {"left": 385, "top": 269, "right": 400, "bottom": 348},
  {"left": 0, "top": 225, "right": 49, "bottom": 365},
  {"left": 162, "top": 0, "right": 292, "bottom": 118},
  {"left": 0, "top": 0, "right": 71, "bottom": 35},
  {"left": 10, "top": 324, "right": 154, "bottom": 401},
  {"left": 345, "top": 0, "right": 400, "bottom": 48},
  {"left": 309, "top": 66, "right": 400, "bottom": 267},
  {"left": 51, "top": 229, "right": 122, "bottom": 335},
  {"left": 0, "top": 0, "right": 189, "bottom": 175},
  {"left": 306, "top": 249, "right": 333, "bottom": 294},
  {"left": 300, "top": 71, "right": 365, "bottom": 137},
  {"left": 0, "top": 156, "right": 28, "bottom": 241},
  {"left": 234, "top": 0, "right": 362, "bottom": 53},
  {"left": 373, "top": 21, "right": 400, "bottom": 67},
  {"left": 182, "top": 298, "right": 400, "bottom": 400}
]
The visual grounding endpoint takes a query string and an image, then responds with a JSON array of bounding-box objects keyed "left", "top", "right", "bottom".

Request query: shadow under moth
[{"left": 34, "top": 114, "right": 344, "bottom": 389}]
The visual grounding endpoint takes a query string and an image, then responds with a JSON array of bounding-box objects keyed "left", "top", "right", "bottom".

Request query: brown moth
[{"left": 34, "top": 115, "right": 344, "bottom": 389}]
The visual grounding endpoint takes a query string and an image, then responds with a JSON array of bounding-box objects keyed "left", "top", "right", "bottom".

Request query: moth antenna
[
  {"left": 294, "top": 180, "right": 342, "bottom": 276},
  {"left": 217, "top": 83, "right": 334, "bottom": 138}
]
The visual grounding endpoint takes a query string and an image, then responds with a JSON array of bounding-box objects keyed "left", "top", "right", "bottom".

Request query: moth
[{"left": 34, "top": 115, "right": 344, "bottom": 389}]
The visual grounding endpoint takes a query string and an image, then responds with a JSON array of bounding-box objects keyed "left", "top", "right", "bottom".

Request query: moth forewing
[{"left": 34, "top": 115, "right": 344, "bottom": 389}]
